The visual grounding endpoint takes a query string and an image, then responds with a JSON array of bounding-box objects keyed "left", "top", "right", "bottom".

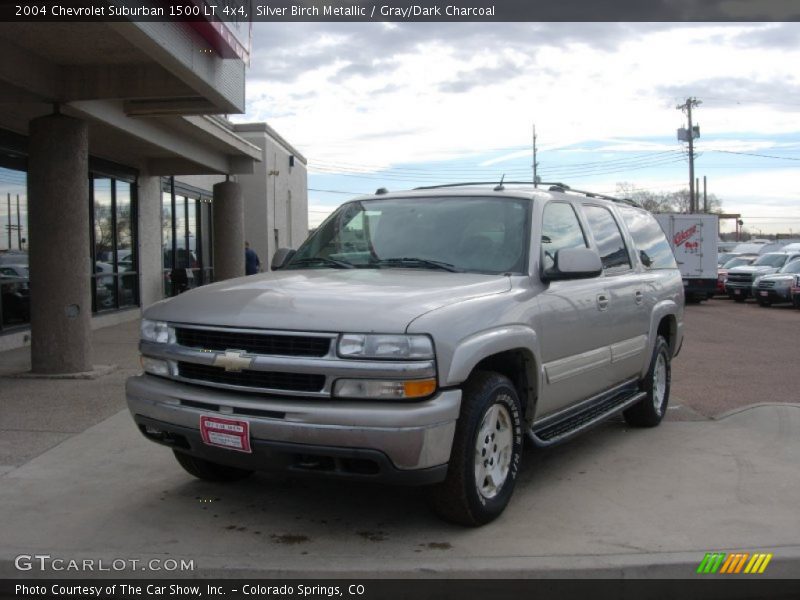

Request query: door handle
[
  {"left": 596, "top": 293, "right": 609, "bottom": 311},
  {"left": 634, "top": 290, "right": 644, "bottom": 305}
]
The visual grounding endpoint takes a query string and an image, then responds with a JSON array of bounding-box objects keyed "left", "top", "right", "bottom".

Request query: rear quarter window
[{"left": 618, "top": 206, "right": 678, "bottom": 270}]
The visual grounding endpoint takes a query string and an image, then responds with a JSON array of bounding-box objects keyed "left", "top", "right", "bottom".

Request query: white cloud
[{"left": 240, "top": 23, "right": 800, "bottom": 234}]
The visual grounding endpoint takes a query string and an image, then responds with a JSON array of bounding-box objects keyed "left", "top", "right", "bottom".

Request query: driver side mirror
[
  {"left": 271, "top": 248, "right": 296, "bottom": 270},
  {"left": 543, "top": 247, "right": 603, "bottom": 281}
]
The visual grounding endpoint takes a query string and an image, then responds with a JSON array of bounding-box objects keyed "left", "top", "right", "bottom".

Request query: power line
[{"left": 711, "top": 150, "right": 800, "bottom": 161}]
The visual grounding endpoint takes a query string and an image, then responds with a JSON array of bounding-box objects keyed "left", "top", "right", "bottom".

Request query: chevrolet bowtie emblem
[{"left": 214, "top": 350, "right": 252, "bottom": 372}]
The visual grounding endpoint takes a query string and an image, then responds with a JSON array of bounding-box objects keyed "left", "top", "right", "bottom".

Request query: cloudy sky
[{"left": 234, "top": 22, "right": 800, "bottom": 235}]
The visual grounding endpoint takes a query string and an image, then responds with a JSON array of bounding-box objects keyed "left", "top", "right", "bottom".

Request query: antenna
[{"left": 494, "top": 174, "right": 505, "bottom": 191}]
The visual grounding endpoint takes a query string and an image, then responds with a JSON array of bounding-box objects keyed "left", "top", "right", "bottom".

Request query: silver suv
[{"left": 126, "top": 184, "right": 684, "bottom": 525}]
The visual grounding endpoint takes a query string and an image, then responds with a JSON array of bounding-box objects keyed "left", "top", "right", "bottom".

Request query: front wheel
[
  {"left": 428, "top": 371, "right": 524, "bottom": 526},
  {"left": 173, "top": 450, "right": 254, "bottom": 482},
  {"left": 624, "top": 336, "right": 671, "bottom": 428}
]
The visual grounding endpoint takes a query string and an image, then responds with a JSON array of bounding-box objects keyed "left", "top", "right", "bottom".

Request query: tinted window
[
  {"left": 540, "top": 202, "right": 588, "bottom": 271},
  {"left": 582, "top": 205, "right": 632, "bottom": 272},
  {"left": 618, "top": 206, "right": 678, "bottom": 270}
]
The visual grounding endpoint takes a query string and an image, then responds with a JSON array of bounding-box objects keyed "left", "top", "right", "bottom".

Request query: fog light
[{"left": 141, "top": 356, "right": 170, "bottom": 377}]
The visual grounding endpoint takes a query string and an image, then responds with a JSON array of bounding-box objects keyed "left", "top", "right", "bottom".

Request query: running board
[{"left": 529, "top": 386, "right": 647, "bottom": 448}]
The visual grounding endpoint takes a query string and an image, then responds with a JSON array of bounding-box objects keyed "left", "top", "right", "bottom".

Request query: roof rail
[{"left": 412, "top": 181, "right": 639, "bottom": 207}]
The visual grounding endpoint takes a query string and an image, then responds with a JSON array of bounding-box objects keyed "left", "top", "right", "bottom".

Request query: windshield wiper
[
  {"left": 372, "top": 257, "right": 462, "bottom": 272},
  {"left": 287, "top": 257, "right": 355, "bottom": 269}
]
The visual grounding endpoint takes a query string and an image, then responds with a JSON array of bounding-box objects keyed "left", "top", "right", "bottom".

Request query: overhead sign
[{"left": 189, "top": 0, "right": 252, "bottom": 64}]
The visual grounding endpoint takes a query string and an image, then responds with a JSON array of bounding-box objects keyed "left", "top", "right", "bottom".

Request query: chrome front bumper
[{"left": 126, "top": 374, "right": 461, "bottom": 473}]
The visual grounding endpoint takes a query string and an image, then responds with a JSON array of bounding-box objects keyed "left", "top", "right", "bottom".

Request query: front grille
[
  {"left": 177, "top": 362, "right": 325, "bottom": 392},
  {"left": 758, "top": 281, "right": 776, "bottom": 289},
  {"left": 175, "top": 327, "right": 331, "bottom": 357},
  {"left": 727, "top": 273, "right": 753, "bottom": 284}
]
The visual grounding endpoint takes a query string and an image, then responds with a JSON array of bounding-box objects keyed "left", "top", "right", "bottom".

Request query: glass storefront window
[
  {"left": 1, "top": 143, "right": 139, "bottom": 333},
  {"left": 93, "top": 178, "right": 116, "bottom": 311},
  {"left": 162, "top": 191, "right": 173, "bottom": 297},
  {"left": 0, "top": 166, "right": 30, "bottom": 329},
  {"left": 90, "top": 176, "right": 138, "bottom": 312},
  {"left": 162, "top": 179, "right": 214, "bottom": 297}
]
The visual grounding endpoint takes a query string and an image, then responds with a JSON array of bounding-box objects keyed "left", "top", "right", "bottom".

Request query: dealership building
[{"left": 0, "top": 20, "right": 308, "bottom": 372}]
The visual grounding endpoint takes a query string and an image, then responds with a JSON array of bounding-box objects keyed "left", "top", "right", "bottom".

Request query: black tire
[
  {"left": 624, "top": 336, "right": 671, "bottom": 428},
  {"left": 172, "top": 450, "right": 254, "bottom": 482},
  {"left": 756, "top": 298, "right": 771, "bottom": 307},
  {"left": 428, "top": 371, "right": 524, "bottom": 526},
  {"left": 733, "top": 296, "right": 746, "bottom": 303}
]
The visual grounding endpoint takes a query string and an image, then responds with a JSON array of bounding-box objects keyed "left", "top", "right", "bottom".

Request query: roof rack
[{"left": 412, "top": 181, "right": 640, "bottom": 207}]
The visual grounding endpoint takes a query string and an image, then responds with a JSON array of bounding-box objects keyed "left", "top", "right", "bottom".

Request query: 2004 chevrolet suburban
[{"left": 126, "top": 183, "right": 684, "bottom": 526}]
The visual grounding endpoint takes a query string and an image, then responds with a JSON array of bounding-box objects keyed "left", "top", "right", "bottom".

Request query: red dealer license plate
[
  {"left": 760, "top": 291, "right": 769, "bottom": 297},
  {"left": 200, "top": 416, "right": 252, "bottom": 453}
]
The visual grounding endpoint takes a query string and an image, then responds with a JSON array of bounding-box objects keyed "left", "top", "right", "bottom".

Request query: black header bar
[{"left": 2, "top": 0, "right": 799, "bottom": 23}]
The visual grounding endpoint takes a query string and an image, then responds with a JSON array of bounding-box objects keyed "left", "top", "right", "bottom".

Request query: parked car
[
  {"left": 0, "top": 264, "right": 30, "bottom": 324},
  {"left": 717, "top": 252, "right": 742, "bottom": 267},
  {"left": 126, "top": 184, "right": 684, "bottom": 526},
  {"left": 0, "top": 251, "right": 28, "bottom": 266},
  {"left": 792, "top": 277, "right": 800, "bottom": 309},
  {"left": 716, "top": 255, "right": 758, "bottom": 295},
  {"left": 752, "top": 260, "right": 800, "bottom": 307},
  {"left": 725, "top": 252, "right": 800, "bottom": 302}
]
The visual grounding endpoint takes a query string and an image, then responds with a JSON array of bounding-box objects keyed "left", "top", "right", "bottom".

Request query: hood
[
  {"left": 758, "top": 274, "right": 796, "bottom": 283},
  {"left": 728, "top": 265, "right": 778, "bottom": 275},
  {"left": 145, "top": 269, "right": 512, "bottom": 333}
]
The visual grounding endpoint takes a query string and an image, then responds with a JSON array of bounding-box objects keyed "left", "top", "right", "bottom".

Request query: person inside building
[{"left": 245, "top": 241, "right": 261, "bottom": 275}]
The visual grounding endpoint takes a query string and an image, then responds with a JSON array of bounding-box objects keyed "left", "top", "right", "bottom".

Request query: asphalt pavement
[{"left": 0, "top": 303, "right": 799, "bottom": 579}]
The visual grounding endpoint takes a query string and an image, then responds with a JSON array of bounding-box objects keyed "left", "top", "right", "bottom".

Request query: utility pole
[
  {"left": 6, "top": 193, "right": 10, "bottom": 250},
  {"left": 703, "top": 176, "right": 707, "bottom": 213},
  {"left": 677, "top": 97, "right": 701, "bottom": 212},
  {"left": 16, "top": 194, "right": 21, "bottom": 249},
  {"left": 532, "top": 124, "right": 539, "bottom": 188}
]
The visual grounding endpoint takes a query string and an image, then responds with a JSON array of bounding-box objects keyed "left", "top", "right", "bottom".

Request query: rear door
[{"left": 578, "top": 203, "right": 649, "bottom": 388}]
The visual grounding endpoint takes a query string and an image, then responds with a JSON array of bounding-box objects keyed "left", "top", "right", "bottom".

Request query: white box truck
[{"left": 654, "top": 213, "right": 719, "bottom": 301}]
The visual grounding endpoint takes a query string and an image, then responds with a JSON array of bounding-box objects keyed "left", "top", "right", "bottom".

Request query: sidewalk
[
  {"left": 0, "top": 319, "right": 140, "bottom": 472},
  {"left": 1, "top": 321, "right": 799, "bottom": 578}
]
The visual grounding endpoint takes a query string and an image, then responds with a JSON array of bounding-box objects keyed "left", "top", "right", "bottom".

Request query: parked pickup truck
[{"left": 126, "top": 183, "right": 684, "bottom": 525}]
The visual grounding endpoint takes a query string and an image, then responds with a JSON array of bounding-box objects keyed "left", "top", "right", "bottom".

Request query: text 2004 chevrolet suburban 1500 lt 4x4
[{"left": 127, "top": 183, "right": 684, "bottom": 526}]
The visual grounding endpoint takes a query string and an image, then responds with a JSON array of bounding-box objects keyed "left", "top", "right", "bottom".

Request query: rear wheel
[
  {"left": 624, "top": 336, "right": 671, "bottom": 428},
  {"left": 172, "top": 450, "right": 254, "bottom": 482},
  {"left": 428, "top": 371, "right": 524, "bottom": 526}
]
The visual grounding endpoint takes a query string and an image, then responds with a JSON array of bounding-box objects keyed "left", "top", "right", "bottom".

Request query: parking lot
[
  {"left": 670, "top": 298, "right": 799, "bottom": 419},
  {"left": 0, "top": 299, "right": 799, "bottom": 579}
]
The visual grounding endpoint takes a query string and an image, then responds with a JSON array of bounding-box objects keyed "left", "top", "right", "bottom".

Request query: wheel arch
[{"left": 445, "top": 326, "right": 540, "bottom": 424}]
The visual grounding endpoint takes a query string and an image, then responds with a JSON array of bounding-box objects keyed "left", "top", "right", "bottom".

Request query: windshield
[
  {"left": 753, "top": 254, "right": 788, "bottom": 267},
  {"left": 723, "top": 257, "right": 754, "bottom": 269},
  {"left": 286, "top": 196, "right": 530, "bottom": 274},
  {"left": 778, "top": 259, "right": 800, "bottom": 274}
]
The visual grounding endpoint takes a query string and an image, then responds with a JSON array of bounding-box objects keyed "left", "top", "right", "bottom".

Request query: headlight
[
  {"left": 140, "top": 319, "right": 172, "bottom": 344},
  {"left": 333, "top": 378, "right": 437, "bottom": 400},
  {"left": 338, "top": 334, "right": 434, "bottom": 359}
]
